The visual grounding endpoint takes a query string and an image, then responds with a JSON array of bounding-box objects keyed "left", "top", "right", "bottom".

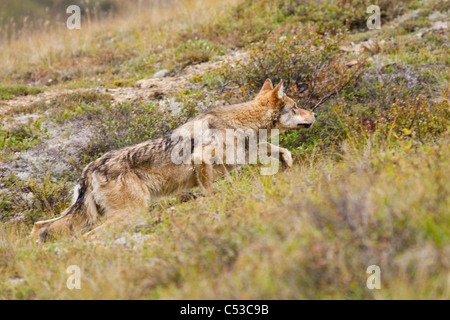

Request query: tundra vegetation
[{"left": 0, "top": 0, "right": 449, "bottom": 299}]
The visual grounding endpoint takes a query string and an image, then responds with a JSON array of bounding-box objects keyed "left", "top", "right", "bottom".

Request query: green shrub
[
  {"left": 0, "top": 85, "right": 43, "bottom": 100},
  {"left": 174, "top": 39, "right": 226, "bottom": 69},
  {"left": 374, "top": 95, "right": 450, "bottom": 144},
  {"left": 290, "top": 0, "right": 411, "bottom": 32},
  {"left": 0, "top": 119, "right": 47, "bottom": 152},
  {"left": 337, "top": 92, "right": 450, "bottom": 146},
  {"left": 0, "top": 173, "right": 72, "bottom": 224},
  {"left": 217, "top": 29, "right": 364, "bottom": 105}
]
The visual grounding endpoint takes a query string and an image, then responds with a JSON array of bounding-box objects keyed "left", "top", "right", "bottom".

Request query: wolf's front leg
[
  {"left": 214, "top": 163, "right": 233, "bottom": 184},
  {"left": 193, "top": 162, "right": 215, "bottom": 196},
  {"left": 259, "top": 142, "right": 293, "bottom": 169},
  {"left": 278, "top": 146, "right": 293, "bottom": 169},
  {"left": 192, "top": 144, "right": 216, "bottom": 196}
]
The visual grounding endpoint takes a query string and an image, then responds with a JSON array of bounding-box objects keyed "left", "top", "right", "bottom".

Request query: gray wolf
[{"left": 31, "top": 79, "right": 316, "bottom": 240}]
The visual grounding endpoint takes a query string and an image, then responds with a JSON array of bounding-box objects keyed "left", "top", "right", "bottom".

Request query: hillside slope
[{"left": 0, "top": 0, "right": 449, "bottom": 299}]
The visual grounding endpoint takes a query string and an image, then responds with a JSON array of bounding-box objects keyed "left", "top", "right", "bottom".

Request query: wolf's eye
[{"left": 293, "top": 104, "right": 298, "bottom": 110}]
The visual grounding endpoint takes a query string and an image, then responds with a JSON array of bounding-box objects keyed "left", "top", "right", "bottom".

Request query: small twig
[{"left": 218, "top": 80, "right": 241, "bottom": 94}]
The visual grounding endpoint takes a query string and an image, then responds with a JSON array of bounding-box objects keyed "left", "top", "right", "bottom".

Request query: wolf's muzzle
[{"left": 297, "top": 123, "right": 312, "bottom": 128}]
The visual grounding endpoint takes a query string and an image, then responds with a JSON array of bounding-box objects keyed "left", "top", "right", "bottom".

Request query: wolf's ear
[
  {"left": 259, "top": 79, "right": 274, "bottom": 93},
  {"left": 273, "top": 80, "right": 284, "bottom": 100}
]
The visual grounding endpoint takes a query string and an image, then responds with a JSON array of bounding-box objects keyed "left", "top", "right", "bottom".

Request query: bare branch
[
  {"left": 311, "top": 60, "right": 365, "bottom": 111},
  {"left": 218, "top": 80, "right": 241, "bottom": 94}
]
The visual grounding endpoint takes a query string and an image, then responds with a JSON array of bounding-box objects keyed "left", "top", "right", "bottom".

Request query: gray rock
[
  {"left": 428, "top": 11, "right": 446, "bottom": 21},
  {"left": 431, "top": 21, "right": 447, "bottom": 31},
  {"left": 210, "top": 55, "right": 224, "bottom": 62},
  {"left": 8, "top": 278, "right": 25, "bottom": 286},
  {"left": 152, "top": 69, "right": 170, "bottom": 78}
]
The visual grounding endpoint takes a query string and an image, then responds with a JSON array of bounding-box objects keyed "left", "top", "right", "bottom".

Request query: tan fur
[{"left": 30, "top": 79, "right": 315, "bottom": 241}]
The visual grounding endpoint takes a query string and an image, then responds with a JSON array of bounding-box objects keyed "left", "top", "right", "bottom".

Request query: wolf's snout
[{"left": 314, "top": 112, "right": 317, "bottom": 118}]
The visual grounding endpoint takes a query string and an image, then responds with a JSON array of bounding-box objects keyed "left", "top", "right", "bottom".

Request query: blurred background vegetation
[{"left": 0, "top": 0, "right": 166, "bottom": 33}]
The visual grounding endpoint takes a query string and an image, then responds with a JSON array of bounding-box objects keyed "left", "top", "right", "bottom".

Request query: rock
[
  {"left": 415, "top": 20, "right": 447, "bottom": 38},
  {"left": 210, "top": 55, "right": 225, "bottom": 62},
  {"left": 8, "top": 278, "right": 25, "bottom": 286},
  {"left": 428, "top": 11, "right": 446, "bottom": 21},
  {"left": 340, "top": 39, "right": 385, "bottom": 55},
  {"left": 431, "top": 21, "right": 447, "bottom": 31},
  {"left": 24, "top": 192, "right": 35, "bottom": 207},
  {"left": 114, "top": 236, "right": 129, "bottom": 246},
  {"left": 152, "top": 69, "right": 170, "bottom": 78}
]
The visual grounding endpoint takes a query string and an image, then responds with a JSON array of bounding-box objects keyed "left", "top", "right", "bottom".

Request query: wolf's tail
[{"left": 31, "top": 167, "right": 100, "bottom": 241}]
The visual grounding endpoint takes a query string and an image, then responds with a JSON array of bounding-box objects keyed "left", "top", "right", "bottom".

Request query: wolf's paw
[
  {"left": 30, "top": 221, "right": 51, "bottom": 242},
  {"left": 203, "top": 188, "right": 218, "bottom": 197},
  {"left": 280, "top": 149, "right": 293, "bottom": 170},
  {"left": 83, "top": 232, "right": 99, "bottom": 242}
]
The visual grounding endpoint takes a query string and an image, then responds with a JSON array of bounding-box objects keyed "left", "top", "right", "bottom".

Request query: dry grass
[
  {"left": 1, "top": 134, "right": 448, "bottom": 299},
  {"left": 0, "top": 0, "right": 240, "bottom": 86}
]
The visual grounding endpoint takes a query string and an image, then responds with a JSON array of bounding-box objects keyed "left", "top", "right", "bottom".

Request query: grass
[
  {"left": 0, "top": 0, "right": 422, "bottom": 88},
  {"left": 0, "top": 85, "right": 43, "bottom": 100},
  {"left": 0, "top": 0, "right": 242, "bottom": 87},
  {"left": 1, "top": 135, "right": 448, "bottom": 299},
  {"left": 0, "top": 119, "right": 47, "bottom": 156},
  {"left": 0, "top": 0, "right": 449, "bottom": 299},
  {"left": 28, "top": 91, "right": 113, "bottom": 123}
]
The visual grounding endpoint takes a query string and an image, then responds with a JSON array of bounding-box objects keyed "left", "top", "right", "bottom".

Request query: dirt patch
[
  {"left": 1, "top": 119, "right": 94, "bottom": 180},
  {"left": 0, "top": 50, "right": 247, "bottom": 116}
]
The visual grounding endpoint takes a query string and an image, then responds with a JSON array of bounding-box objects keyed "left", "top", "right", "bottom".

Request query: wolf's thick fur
[{"left": 31, "top": 79, "right": 315, "bottom": 240}]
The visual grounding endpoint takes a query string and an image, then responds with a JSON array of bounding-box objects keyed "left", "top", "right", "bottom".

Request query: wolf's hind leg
[
  {"left": 194, "top": 163, "right": 215, "bottom": 196},
  {"left": 31, "top": 210, "right": 81, "bottom": 241},
  {"left": 83, "top": 207, "right": 146, "bottom": 239},
  {"left": 217, "top": 163, "right": 233, "bottom": 184},
  {"left": 85, "top": 174, "right": 150, "bottom": 239}
]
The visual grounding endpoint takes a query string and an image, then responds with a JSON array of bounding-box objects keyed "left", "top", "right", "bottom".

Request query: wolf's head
[{"left": 256, "top": 79, "right": 316, "bottom": 131}]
